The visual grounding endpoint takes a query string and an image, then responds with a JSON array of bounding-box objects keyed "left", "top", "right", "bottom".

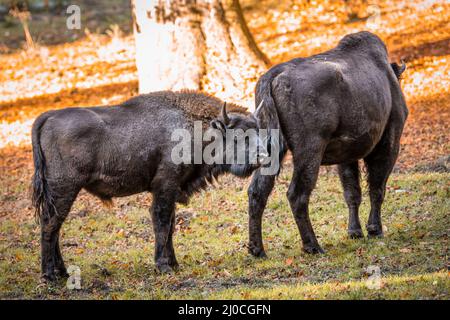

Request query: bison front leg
[
  {"left": 287, "top": 143, "right": 325, "bottom": 254},
  {"left": 151, "top": 189, "right": 177, "bottom": 273},
  {"left": 54, "top": 233, "right": 69, "bottom": 278},
  {"left": 247, "top": 170, "right": 275, "bottom": 258}
]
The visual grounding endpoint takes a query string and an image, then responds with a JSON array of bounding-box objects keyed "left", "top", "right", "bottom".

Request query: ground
[
  {"left": 1, "top": 170, "right": 448, "bottom": 299},
  {"left": 0, "top": 0, "right": 449, "bottom": 299}
]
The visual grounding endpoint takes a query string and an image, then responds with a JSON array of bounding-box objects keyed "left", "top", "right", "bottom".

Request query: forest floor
[{"left": 0, "top": 0, "right": 449, "bottom": 299}]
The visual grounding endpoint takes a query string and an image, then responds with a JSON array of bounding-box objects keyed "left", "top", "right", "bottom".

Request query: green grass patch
[{"left": 0, "top": 172, "right": 448, "bottom": 299}]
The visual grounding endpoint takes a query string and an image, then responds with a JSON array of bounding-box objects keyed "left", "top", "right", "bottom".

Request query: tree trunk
[{"left": 132, "top": 0, "right": 269, "bottom": 109}]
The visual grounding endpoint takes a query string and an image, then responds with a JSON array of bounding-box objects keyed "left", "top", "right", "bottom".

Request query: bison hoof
[
  {"left": 368, "top": 231, "right": 384, "bottom": 238},
  {"left": 303, "top": 245, "right": 325, "bottom": 254},
  {"left": 156, "top": 264, "right": 174, "bottom": 274},
  {"left": 248, "top": 245, "right": 267, "bottom": 258},
  {"left": 41, "top": 272, "right": 57, "bottom": 283},
  {"left": 169, "top": 261, "right": 179, "bottom": 270},
  {"left": 348, "top": 229, "right": 364, "bottom": 239},
  {"left": 367, "top": 224, "right": 384, "bottom": 238},
  {"left": 55, "top": 270, "right": 69, "bottom": 279},
  {"left": 55, "top": 266, "right": 69, "bottom": 278}
]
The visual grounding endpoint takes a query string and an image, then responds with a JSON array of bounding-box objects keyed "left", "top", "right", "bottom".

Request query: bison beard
[{"left": 31, "top": 91, "right": 261, "bottom": 281}]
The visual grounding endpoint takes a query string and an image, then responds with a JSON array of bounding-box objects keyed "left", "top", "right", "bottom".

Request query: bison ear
[{"left": 210, "top": 119, "right": 226, "bottom": 133}]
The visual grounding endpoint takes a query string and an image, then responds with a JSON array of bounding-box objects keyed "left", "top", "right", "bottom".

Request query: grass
[{"left": 0, "top": 169, "right": 448, "bottom": 299}]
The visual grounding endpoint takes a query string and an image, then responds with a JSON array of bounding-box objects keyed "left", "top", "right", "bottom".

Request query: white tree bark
[{"left": 132, "top": 0, "right": 269, "bottom": 109}]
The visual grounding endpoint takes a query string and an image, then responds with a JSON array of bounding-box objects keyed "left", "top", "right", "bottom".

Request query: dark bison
[
  {"left": 248, "top": 31, "right": 408, "bottom": 256},
  {"left": 32, "top": 91, "right": 265, "bottom": 281}
]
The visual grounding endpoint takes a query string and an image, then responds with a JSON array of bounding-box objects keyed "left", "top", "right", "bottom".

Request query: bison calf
[{"left": 31, "top": 91, "right": 266, "bottom": 281}]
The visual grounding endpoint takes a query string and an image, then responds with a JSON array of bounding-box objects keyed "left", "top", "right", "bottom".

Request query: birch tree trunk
[{"left": 132, "top": 0, "right": 269, "bottom": 109}]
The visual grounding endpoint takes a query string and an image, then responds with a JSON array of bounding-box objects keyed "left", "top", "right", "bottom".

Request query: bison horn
[
  {"left": 399, "top": 60, "right": 407, "bottom": 73},
  {"left": 255, "top": 99, "right": 264, "bottom": 116},
  {"left": 221, "top": 102, "right": 230, "bottom": 125}
]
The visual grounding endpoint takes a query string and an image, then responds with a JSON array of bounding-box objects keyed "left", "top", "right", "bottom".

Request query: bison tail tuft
[{"left": 31, "top": 112, "right": 57, "bottom": 223}]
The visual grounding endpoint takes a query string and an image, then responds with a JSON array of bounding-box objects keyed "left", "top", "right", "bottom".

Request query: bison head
[{"left": 209, "top": 102, "right": 269, "bottom": 177}]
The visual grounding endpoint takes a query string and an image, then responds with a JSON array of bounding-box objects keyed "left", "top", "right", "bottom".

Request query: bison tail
[
  {"left": 31, "top": 112, "right": 57, "bottom": 223},
  {"left": 254, "top": 70, "right": 288, "bottom": 174}
]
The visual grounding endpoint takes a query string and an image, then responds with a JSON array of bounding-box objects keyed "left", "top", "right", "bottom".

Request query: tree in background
[{"left": 131, "top": 0, "right": 270, "bottom": 108}]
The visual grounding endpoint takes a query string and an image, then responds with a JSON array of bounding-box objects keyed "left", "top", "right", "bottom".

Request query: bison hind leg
[
  {"left": 364, "top": 122, "right": 402, "bottom": 238},
  {"left": 338, "top": 162, "right": 363, "bottom": 239},
  {"left": 40, "top": 187, "right": 80, "bottom": 282}
]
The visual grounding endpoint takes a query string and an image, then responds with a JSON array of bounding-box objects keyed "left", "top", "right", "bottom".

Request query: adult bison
[
  {"left": 32, "top": 91, "right": 266, "bottom": 281},
  {"left": 248, "top": 31, "right": 408, "bottom": 256}
]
